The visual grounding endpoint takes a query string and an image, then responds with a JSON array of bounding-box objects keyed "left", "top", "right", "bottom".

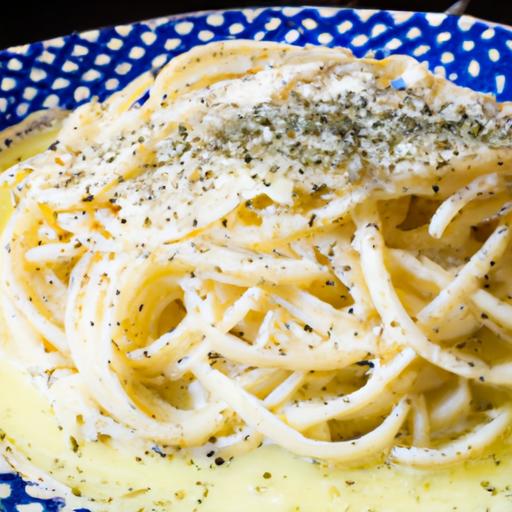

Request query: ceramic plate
[{"left": 0, "top": 6, "right": 512, "bottom": 511}]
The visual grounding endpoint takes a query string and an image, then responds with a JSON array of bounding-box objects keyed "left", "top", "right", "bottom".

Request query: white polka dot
[
  {"left": 337, "top": 21, "right": 353, "bottom": 34},
  {"left": 151, "top": 54, "right": 168, "bottom": 68},
  {"left": 406, "top": 27, "right": 421, "bottom": 39},
  {"left": 282, "top": 7, "right": 301, "bottom": 16},
  {"left": 0, "top": 483, "right": 11, "bottom": 498},
  {"left": 254, "top": 31, "right": 265, "bottom": 41},
  {"left": 318, "top": 7, "right": 337, "bottom": 17},
  {"left": 129, "top": 46, "right": 145, "bottom": 59},
  {"left": 80, "top": 29, "right": 100, "bottom": 42},
  {"left": 371, "top": 24, "right": 387, "bottom": 37},
  {"left": 23, "top": 87, "right": 37, "bottom": 100},
  {"left": 16, "top": 503, "right": 44, "bottom": 512},
  {"left": 448, "top": 72, "right": 458, "bottom": 81},
  {"left": 149, "top": 17, "right": 167, "bottom": 28},
  {"left": 385, "top": 38, "right": 402, "bottom": 50},
  {"left": 425, "top": 13, "right": 445, "bottom": 27},
  {"left": 16, "top": 103, "right": 29, "bottom": 117},
  {"left": 38, "top": 50, "right": 56, "bottom": 65},
  {"left": 106, "top": 78, "right": 119, "bottom": 90},
  {"left": 16, "top": 504, "right": 44, "bottom": 512},
  {"left": 107, "top": 38, "right": 123, "bottom": 51},
  {"left": 74, "top": 86, "right": 90, "bottom": 102},
  {"left": 47, "top": 37, "right": 65, "bottom": 48},
  {"left": 318, "top": 33, "right": 333, "bottom": 45},
  {"left": 141, "top": 32, "right": 157, "bottom": 45},
  {"left": 62, "top": 60, "right": 79, "bottom": 72},
  {"left": 481, "top": 28, "right": 495, "bottom": 39},
  {"left": 458, "top": 16, "right": 475, "bottom": 31},
  {"left": 72, "top": 44, "right": 89, "bottom": 57},
  {"left": 284, "top": 30, "right": 300, "bottom": 43},
  {"left": 392, "top": 11, "right": 414, "bottom": 23},
  {"left": 229, "top": 23, "right": 244, "bottom": 35},
  {"left": 437, "top": 31, "right": 451, "bottom": 43},
  {"left": 302, "top": 18, "right": 318, "bottom": 30},
  {"left": 468, "top": 59, "right": 480, "bottom": 77},
  {"left": 265, "top": 18, "right": 281, "bottom": 31},
  {"left": 489, "top": 49, "right": 500, "bottom": 62},
  {"left": 207, "top": 14, "right": 224, "bottom": 27},
  {"left": 434, "top": 65, "right": 446, "bottom": 77},
  {"left": 1, "top": 77, "right": 16, "bottom": 91},
  {"left": 413, "top": 45, "right": 430, "bottom": 57},
  {"left": 441, "top": 52, "right": 454, "bottom": 64},
  {"left": 52, "top": 77, "right": 70, "bottom": 89},
  {"left": 198, "top": 30, "right": 214, "bottom": 42},
  {"left": 462, "top": 40, "right": 475, "bottom": 51},
  {"left": 9, "top": 44, "right": 29, "bottom": 55},
  {"left": 115, "top": 62, "right": 132, "bottom": 75},
  {"left": 507, "top": 40, "right": 512, "bottom": 50},
  {"left": 351, "top": 34, "right": 368, "bottom": 47},
  {"left": 7, "top": 58, "right": 22, "bottom": 71},
  {"left": 242, "top": 8, "right": 264, "bottom": 23},
  {"left": 175, "top": 21, "right": 194, "bottom": 35},
  {"left": 115, "top": 25, "right": 132, "bottom": 37},
  {"left": 95, "top": 54, "right": 111, "bottom": 65},
  {"left": 30, "top": 68, "right": 47, "bottom": 81},
  {"left": 0, "top": 98, "right": 7, "bottom": 112},
  {"left": 43, "top": 94, "right": 59, "bottom": 108},
  {"left": 165, "top": 38, "right": 181, "bottom": 51},
  {"left": 83, "top": 69, "right": 101, "bottom": 81},
  {"left": 496, "top": 75, "right": 506, "bottom": 94}
]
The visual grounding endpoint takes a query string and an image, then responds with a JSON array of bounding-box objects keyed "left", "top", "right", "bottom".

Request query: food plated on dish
[{"left": 1, "top": 22, "right": 512, "bottom": 512}]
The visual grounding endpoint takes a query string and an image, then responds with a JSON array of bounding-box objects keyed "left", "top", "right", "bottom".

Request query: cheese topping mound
[{"left": 20, "top": 50, "right": 511, "bottom": 247}]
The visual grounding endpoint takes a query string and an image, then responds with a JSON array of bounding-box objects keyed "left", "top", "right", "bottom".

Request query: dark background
[{"left": 1, "top": 1, "right": 509, "bottom": 49}]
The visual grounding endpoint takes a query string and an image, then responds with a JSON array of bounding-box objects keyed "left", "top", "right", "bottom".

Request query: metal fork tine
[{"left": 445, "top": 0, "right": 472, "bottom": 15}]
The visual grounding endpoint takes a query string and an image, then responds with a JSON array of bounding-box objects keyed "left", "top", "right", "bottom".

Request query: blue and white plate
[{"left": 0, "top": 6, "right": 511, "bottom": 511}]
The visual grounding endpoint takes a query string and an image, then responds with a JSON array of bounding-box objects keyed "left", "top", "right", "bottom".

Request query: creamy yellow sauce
[
  {"left": 1, "top": 359, "right": 512, "bottom": 511},
  {"left": 0, "top": 116, "right": 60, "bottom": 232},
  {"left": 1, "top": 117, "right": 512, "bottom": 512}
]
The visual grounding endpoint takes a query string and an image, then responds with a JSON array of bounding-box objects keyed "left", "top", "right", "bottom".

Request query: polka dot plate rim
[
  {"left": 1, "top": 5, "right": 512, "bottom": 511},
  {"left": 0, "top": 5, "right": 512, "bottom": 133}
]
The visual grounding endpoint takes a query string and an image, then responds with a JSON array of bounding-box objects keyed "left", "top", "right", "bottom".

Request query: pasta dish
[{"left": 1, "top": 40, "right": 512, "bottom": 470}]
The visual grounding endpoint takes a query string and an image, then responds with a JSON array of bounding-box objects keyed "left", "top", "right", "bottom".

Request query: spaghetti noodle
[{"left": 1, "top": 41, "right": 512, "bottom": 465}]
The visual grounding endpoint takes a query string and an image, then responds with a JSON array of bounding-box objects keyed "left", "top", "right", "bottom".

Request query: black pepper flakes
[{"left": 356, "top": 360, "right": 375, "bottom": 368}]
